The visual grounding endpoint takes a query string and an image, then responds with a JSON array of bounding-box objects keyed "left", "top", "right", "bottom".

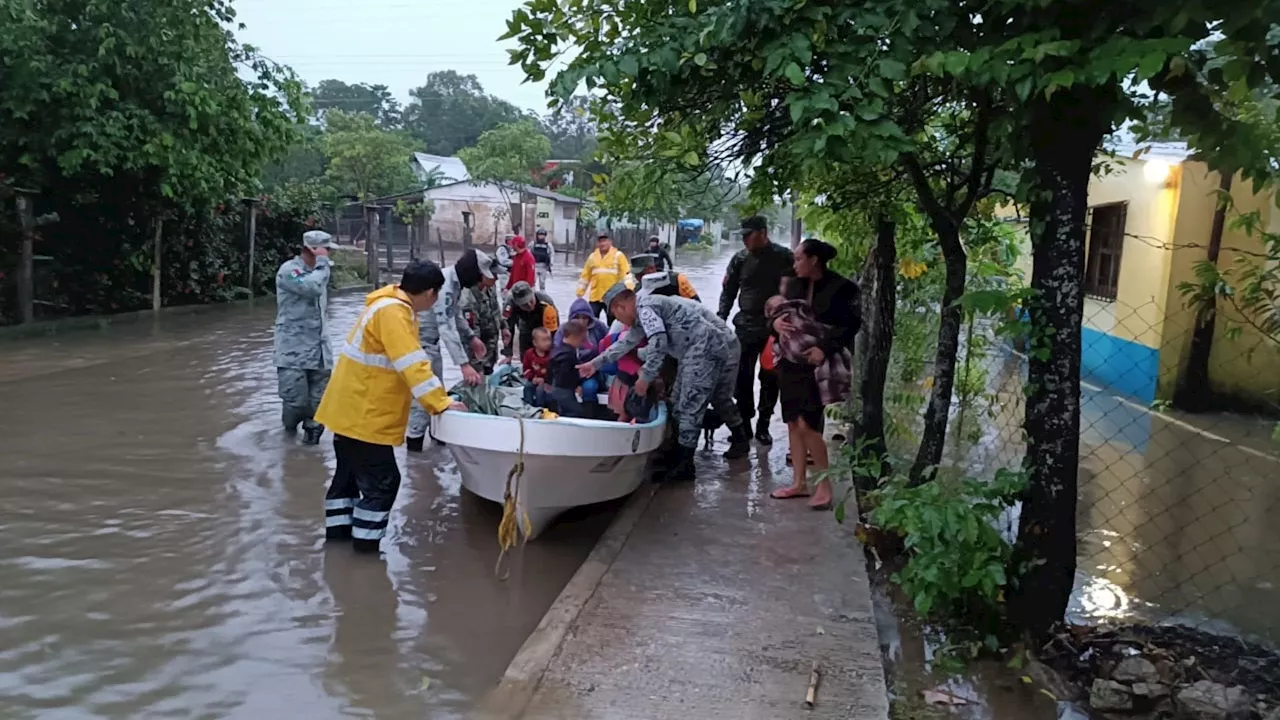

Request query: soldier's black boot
[
  {"left": 405, "top": 435, "right": 425, "bottom": 453},
  {"left": 722, "top": 424, "right": 751, "bottom": 459},
  {"left": 302, "top": 425, "right": 323, "bottom": 445},
  {"left": 754, "top": 417, "right": 773, "bottom": 446},
  {"left": 661, "top": 445, "right": 696, "bottom": 484},
  {"left": 282, "top": 408, "right": 301, "bottom": 434}
]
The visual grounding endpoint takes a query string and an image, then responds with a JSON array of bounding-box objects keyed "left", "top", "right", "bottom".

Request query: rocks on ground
[{"left": 1039, "top": 624, "right": 1278, "bottom": 720}]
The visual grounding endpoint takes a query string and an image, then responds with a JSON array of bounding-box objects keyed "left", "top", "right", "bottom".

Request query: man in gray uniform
[
  {"left": 406, "top": 248, "right": 495, "bottom": 451},
  {"left": 581, "top": 284, "right": 751, "bottom": 482},
  {"left": 274, "top": 230, "right": 336, "bottom": 445}
]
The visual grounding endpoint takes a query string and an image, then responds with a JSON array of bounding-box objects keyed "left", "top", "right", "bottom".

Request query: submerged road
[{"left": 0, "top": 247, "right": 734, "bottom": 720}]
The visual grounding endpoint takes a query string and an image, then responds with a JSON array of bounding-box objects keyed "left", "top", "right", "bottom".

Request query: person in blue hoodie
[{"left": 553, "top": 297, "right": 610, "bottom": 401}]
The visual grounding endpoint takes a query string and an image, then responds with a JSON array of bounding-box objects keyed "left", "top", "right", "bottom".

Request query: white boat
[{"left": 430, "top": 399, "right": 667, "bottom": 539}]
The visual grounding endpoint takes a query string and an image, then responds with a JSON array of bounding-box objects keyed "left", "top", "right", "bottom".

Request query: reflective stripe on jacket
[
  {"left": 576, "top": 247, "right": 634, "bottom": 302},
  {"left": 315, "top": 285, "right": 452, "bottom": 446}
]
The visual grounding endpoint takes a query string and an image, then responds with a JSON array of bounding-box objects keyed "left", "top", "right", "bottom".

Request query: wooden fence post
[
  {"left": 243, "top": 198, "right": 258, "bottom": 295},
  {"left": 152, "top": 218, "right": 163, "bottom": 312},
  {"left": 15, "top": 191, "right": 36, "bottom": 324},
  {"left": 365, "top": 205, "right": 381, "bottom": 287}
]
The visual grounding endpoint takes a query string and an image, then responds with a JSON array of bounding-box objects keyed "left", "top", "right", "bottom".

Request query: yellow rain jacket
[
  {"left": 315, "top": 285, "right": 452, "bottom": 446},
  {"left": 576, "top": 247, "right": 634, "bottom": 302}
]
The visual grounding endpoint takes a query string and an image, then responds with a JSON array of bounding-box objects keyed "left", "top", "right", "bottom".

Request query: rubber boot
[
  {"left": 722, "top": 424, "right": 751, "bottom": 459},
  {"left": 660, "top": 444, "right": 696, "bottom": 484},
  {"left": 405, "top": 435, "right": 425, "bottom": 453},
  {"left": 282, "top": 408, "right": 301, "bottom": 434},
  {"left": 326, "top": 526, "right": 351, "bottom": 541},
  {"left": 754, "top": 417, "right": 773, "bottom": 446},
  {"left": 302, "top": 425, "right": 323, "bottom": 445},
  {"left": 352, "top": 538, "right": 381, "bottom": 554}
]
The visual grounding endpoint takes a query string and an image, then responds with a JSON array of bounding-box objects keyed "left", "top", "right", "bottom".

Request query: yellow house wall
[
  {"left": 1205, "top": 182, "right": 1280, "bottom": 404},
  {"left": 1082, "top": 158, "right": 1181, "bottom": 349}
]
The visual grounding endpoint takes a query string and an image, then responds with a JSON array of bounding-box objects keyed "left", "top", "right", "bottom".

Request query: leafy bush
[{"left": 869, "top": 468, "right": 1026, "bottom": 620}]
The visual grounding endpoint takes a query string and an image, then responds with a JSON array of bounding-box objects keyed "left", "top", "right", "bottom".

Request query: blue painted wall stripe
[{"left": 1080, "top": 326, "right": 1158, "bottom": 404}]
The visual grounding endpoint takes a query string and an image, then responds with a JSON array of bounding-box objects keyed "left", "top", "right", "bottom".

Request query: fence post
[
  {"left": 365, "top": 205, "right": 381, "bottom": 287},
  {"left": 14, "top": 190, "right": 36, "bottom": 324},
  {"left": 152, "top": 217, "right": 163, "bottom": 312},
  {"left": 243, "top": 198, "right": 258, "bottom": 295}
]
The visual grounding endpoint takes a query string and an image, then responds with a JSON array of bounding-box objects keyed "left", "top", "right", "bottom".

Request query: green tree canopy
[
  {"left": 322, "top": 110, "right": 420, "bottom": 200},
  {"left": 1, "top": 0, "right": 305, "bottom": 207},
  {"left": 457, "top": 119, "right": 552, "bottom": 189},
  {"left": 403, "top": 71, "right": 527, "bottom": 156},
  {"left": 310, "top": 79, "right": 401, "bottom": 128}
]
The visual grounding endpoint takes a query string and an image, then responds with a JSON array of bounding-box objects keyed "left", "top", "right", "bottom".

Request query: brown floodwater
[{"left": 0, "top": 246, "right": 727, "bottom": 719}]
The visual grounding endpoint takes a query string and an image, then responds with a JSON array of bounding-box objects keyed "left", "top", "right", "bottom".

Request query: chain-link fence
[{"left": 860, "top": 237, "right": 1279, "bottom": 652}]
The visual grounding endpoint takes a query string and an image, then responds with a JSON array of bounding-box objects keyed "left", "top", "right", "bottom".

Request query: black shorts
[{"left": 778, "top": 360, "right": 825, "bottom": 433}]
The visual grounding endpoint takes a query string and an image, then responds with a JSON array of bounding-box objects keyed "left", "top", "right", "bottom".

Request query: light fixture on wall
[{"left": 1143, "top": 159, "right": 1174, "bottom": 185}]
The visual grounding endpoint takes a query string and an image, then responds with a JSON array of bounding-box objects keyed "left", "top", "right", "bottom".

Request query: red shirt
[
  {"left": 522, "top": 347, "right": 551, "bottom": 382},
  {"left": 506, "top": 238, "right": 537, "bottom": 290}
]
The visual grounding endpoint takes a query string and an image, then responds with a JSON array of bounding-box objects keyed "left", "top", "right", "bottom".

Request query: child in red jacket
[{"left": 522, "top": 327, "right": 553, "bottom": 407}]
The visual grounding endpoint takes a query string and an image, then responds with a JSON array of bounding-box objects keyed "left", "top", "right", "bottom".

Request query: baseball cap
[
  {"left": 510, "top": 281, "right": 535, "bottom": 306},
  {"left": 597, "top": 231, "right": 611, "bottom": 240},
  {"left": 739, "top": 216, "right": 768, "bottom": 233},
  {"left": 473, "top": 250, "right": 496, "bottom": 280},
  {"left": 302, "top": 230, "right": 335, "bottom": 249},
  {"left": 602, "top": 281, "right": 629, "bottom": 308}
]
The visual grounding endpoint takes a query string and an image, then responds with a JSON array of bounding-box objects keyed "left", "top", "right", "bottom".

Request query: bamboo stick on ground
[{"left": 804, "top": 662, "right": 821, "bottom": 708}]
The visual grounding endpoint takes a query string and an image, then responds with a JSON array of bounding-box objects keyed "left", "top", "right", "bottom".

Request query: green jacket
[{"left": 717, "top": 242, "right": 794, "bottom": 343}]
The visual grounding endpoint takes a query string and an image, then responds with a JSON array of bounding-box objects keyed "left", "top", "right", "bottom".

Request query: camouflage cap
[
  {"left": 510, "top": 281, "right": 535, "bottom": 306},
  {"left": 602, "top": 281, "right": 630, "bottom": 309}
]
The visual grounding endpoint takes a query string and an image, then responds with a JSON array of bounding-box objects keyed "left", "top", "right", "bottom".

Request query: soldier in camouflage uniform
[
  {"left": 584, "top": 284, "right": 751, "bottom": 483},
  {"left": 274, "top": 230, "right": 336, "bottom": 445},
  {"left": 458, "top": 280, "right": 503, "bottom": 374},
  {"left": 719, "top": 215, "right": 794, "bottom": 446}
]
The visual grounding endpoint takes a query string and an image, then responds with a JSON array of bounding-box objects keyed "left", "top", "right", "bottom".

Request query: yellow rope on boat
[{"left": 494, "top": 416, "right": 532, "bottom": 580}]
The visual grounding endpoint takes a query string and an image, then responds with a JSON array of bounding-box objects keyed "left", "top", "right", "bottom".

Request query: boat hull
[{"left": 431, "top": 406, "right": 667, "bottom": 539}]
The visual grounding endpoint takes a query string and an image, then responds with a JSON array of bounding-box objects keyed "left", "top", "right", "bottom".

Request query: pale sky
[{"left": 232, "top": 0, "right": 556, "bottom": 113}]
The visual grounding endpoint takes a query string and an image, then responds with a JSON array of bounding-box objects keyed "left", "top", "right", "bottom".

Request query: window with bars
[{"left": 1084, "top": 202, "right": 1128, "bottom": 301}]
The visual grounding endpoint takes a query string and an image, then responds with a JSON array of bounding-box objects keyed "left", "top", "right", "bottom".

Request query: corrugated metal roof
[
  {"left": 412, "top": 153, "right": 470, "bottom": 182},
  {"left": 1103, "top": 132, "right": 1192, "bottom": 162},
  {"left": 520, "top": 184, "right": 584, "bottom": 205}
]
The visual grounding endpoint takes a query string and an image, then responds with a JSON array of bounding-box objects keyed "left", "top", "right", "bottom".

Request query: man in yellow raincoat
[
  {"left": 576, "top": 231, "right": 634, "bottom": 323},
  {"left": 315, "top": 260, "right": 465, "bottom": 554}
]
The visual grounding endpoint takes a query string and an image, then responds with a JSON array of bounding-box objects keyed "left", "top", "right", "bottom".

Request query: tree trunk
[
  {"left": 855, "top": 217, "right": 897, "bottom": 491},
  {"left": 910, "top": 224, "right": 967, "bottom": 482},
  {"left": 1173, "top": 172, "right": 1232, "bottom": 412},
  {"left": 1006, "top": 87, "right": 1112, "bottom": 641}
]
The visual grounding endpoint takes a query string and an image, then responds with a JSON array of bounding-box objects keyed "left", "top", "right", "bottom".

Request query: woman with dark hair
[{"left": 769, "top": 238, "right": 861, "bottom": 509}]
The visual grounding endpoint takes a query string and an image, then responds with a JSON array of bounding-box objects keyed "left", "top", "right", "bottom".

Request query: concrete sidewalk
[{"left": 473, "top": 443, "right": 889, "bottom": 720}]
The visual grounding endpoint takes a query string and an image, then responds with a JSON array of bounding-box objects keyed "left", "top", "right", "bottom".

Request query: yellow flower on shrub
[{"left": 899, "top": 258, "right": 928, "bottom": 279}]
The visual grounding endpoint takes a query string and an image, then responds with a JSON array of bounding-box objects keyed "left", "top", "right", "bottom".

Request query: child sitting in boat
[
  {"left": 521, "top": 327, "right": 553, "bottom": 408},
  {"left": 548, "top": 318, "right": 597, "bottom": 418}
]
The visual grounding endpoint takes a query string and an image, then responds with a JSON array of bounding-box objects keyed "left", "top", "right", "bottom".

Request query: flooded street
[
  {"left": 1, "top": 239, "right": 1273, "bottom": 719},
  {"left": 0, "top": 246, "right": 730, "bottom": 719}
]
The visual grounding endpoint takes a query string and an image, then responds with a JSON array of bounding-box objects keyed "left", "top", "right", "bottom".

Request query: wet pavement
[
  {"left": 0, "top": 245, "right": 730, "bottom": 719},
  {"left": 486, "top": 444, "right": 889, "bottom": 720}
]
